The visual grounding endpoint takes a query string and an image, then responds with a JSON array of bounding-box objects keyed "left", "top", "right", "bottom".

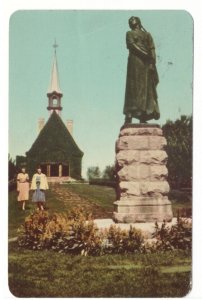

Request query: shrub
[
  {"left": 18, "top": 211, "right": 50, "bottom": 250},
  {"left": 18, "top": 209, "right": 144, "bottom": 255},
  {"left": 152, "top": 217, "right": 192, "bottom": 251},
  {"left": 18, "top": 208, "right": 104, "bottom": 255},
  {"left": 106, "top": 225, "right": 143, "bottom": 254},
  {"left": 18, "top": 210, "right": 191, "bottom": 255}
]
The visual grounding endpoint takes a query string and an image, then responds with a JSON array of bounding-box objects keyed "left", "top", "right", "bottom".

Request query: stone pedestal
[{"left": 113, "top": 124, "right": 173, "bottom": 223}]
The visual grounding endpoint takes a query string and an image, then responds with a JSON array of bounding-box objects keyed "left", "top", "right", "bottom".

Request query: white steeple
[
  {"left": 47, "top": 40, "right": 62, "bottom": 94},
  {"left": 47, "top": 40, "right": 63, "bottom": 116}
]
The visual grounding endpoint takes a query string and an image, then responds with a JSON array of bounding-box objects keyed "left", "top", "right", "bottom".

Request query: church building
[{"left": 17, "top": 44, "right": 83, "bottom": 181}]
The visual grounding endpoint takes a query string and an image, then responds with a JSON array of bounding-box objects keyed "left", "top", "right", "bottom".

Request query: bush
[
  {"left": 152, "top": 217, "right": 192, "bottom": 251},
  {"left": 107, "top": 225, "right": 143, "bottom": 254},
  {"left": 18, "top": 211, "right": 50, "bottom": 250},
  {"left": 18, "top": 210, "right": 192, "bottom": 255},
  {"left": 18, "top": 208, "right": 103, "bottom": 255},
  {"left": 18, "top": 209, "right": 143, "bottom": 255}
]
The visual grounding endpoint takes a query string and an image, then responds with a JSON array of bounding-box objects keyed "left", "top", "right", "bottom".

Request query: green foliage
[
  {"left": 87, "top": 165, "right": 116, "bottom": 186},
  {"left": 18, "top": 208, "right": 103, "bottom": 255},
  {"left": 9, "top": 183, "right": 192, "bottom": 297},
  {"left": 89, "top": 178, "right": 116, "bottom": 187},
  {"left": 26, "top": 111, "right": 83, "bottom": 178},
  {"left": 65, "top": 183, "right": 115, "bottom": 211},
  {"left": 107, "top": 225, "right": 144, "bottom": 254},
  {"left": 9, "top": 247, "right": 191, "bottom": 297},
  {"left": 162, "top": 115, "right": 192, "bottom": 189},
  {"left": 15, "top": 155, "right": 27, "bottom": 171},
  {"left": 18, "top": 208, "right": 192, "bottom": 255},
  {"left": 168, "top": 189, "right": 191, "bottom": 202},
  {"left": 18, "top": 211, "right": 50, "bottom": 250},
  {"left": 87, "top": 166, "right": 101, "bottom": 180},
  {"left": 102, "top": 165, "right": 115, "bottom": 180},
  {"left": 8, "top": 154, "right": 17, "bottom": 181},
  {"left": 18, "top": 209, "right": 144, "bottom": 255},
  {"left": 152, "top": 218, "right": 192, "bottom": 251}
]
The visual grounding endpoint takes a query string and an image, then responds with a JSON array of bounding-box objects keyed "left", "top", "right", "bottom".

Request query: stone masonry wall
[{"left": 113, "top": 124, "right": 173, "bottom": 223}]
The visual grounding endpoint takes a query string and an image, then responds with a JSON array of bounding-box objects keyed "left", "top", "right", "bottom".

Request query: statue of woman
[{"left": 123, "top": 16, "right": 160, "bottom": 124}]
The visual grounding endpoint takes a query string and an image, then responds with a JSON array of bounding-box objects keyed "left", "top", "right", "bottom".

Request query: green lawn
[
  {"left": 9, "top": 187, "right": 67, "bottom": 238},
  {"left": 9, "top": 242, "right": 191, "bottom": 297},
  {"left": 66, "top": 183, "right": 116, "bottom": 209},
  {"left": 8, "top": 183, "right": 192, "bottom": 297}
]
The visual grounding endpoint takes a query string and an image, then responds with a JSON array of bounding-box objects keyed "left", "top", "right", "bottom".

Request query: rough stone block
[
  {"left": 149, "top": 136, "right": 167, "bottom": 149},
  {"left": 116, "top": 135, "right": 167, "bottom": 152},
  {"left": 118, "top": 165, "right": 150, "bottom": 181},
  {"left": 150, "top": 165, "right": 168, "bottom": 180},
  {"left": 113, "top": 199, "right": 173, "bottom": 222},
  {"left": 116, "top": 136, "right": 149, "bottom": 151},
  {"left": 119, "top": 127, "right": 163, "bottom": 137},
  {"left": 119, "top": 181, "right": 140, "bottom": 196},
  {"left": 116, "top": 150, "right": 168, "bottom": 167},
  {"left": 140, "top": 181, "right": 170, "bottom": 195},
  {"left": 140, "top": 150, "right": 168, "bottom": 165},
  {"left": 116, "top": 150, "right": 140, "bottom": 166}
]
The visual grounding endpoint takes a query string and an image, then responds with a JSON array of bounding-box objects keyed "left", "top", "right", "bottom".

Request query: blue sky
[{"left": 9, "top": 10, "right": 193, "bottom": 178}]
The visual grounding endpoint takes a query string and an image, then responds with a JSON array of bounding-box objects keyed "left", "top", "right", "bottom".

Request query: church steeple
[{"left": 47, "top": 40, "right": 63, "bottom": 116}]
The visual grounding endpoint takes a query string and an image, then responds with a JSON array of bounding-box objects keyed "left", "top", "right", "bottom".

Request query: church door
[
  {"left": 62, "top": 164, "right": 69, "bottom": 176},
  {"left": 50, "top": 164, "right": 59, "bottom": 176}
]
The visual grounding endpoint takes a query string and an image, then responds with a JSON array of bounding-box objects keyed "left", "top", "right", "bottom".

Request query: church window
[{"left": 53, "top": 98, "right": 58, "bottom": 107}]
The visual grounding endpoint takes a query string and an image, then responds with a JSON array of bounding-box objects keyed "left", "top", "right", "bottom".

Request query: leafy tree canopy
[
  {"left": 162, "top": 115, "right": 192, "bottom": 189},
  {"left": 87, "top": 166, "right": 101, "bottom": 180}
]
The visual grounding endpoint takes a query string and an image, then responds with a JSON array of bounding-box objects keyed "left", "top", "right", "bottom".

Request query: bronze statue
[{"left": 123, "top": 16, "right": 160, "bottom": 124}]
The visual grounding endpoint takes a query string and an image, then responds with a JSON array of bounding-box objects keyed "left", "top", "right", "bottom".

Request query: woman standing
[
  {"left": 31, "top": 166, "right": 49, "bottom": 210},
  {"left": 124, "top": 16, "right": 160, "bottom": 124},
  {"left": 17, "top": 167, "right": 29, "bottom": 210}
]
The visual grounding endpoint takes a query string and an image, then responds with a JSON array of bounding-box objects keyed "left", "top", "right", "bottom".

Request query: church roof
[
  {"left": 26, "top": 111, "right": 83, "bottom": 162},
  {"left": 47, "top": 51, "right": 62, "bottom": 94}
]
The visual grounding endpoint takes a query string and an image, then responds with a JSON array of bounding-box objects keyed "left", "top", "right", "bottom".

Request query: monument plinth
[{"left": 113, "top": 124, "right": 173, "bottom": 223}]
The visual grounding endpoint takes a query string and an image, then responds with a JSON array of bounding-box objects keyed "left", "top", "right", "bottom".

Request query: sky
[{"left": 9, "top": 10, "right": 193, "bottom": 178}]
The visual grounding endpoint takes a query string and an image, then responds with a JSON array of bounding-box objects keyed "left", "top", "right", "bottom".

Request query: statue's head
[{"left": 128, "top": 16, "right": 141, "bottom": 29}]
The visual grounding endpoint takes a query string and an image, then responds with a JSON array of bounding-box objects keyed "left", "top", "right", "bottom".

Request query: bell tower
[{"left": 47, "top": 40, "right": 63, "bottom": 116}]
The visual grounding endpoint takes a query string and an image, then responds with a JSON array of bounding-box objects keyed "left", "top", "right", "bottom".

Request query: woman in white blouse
[{"left": 31, "top": 166, "right": 49, "bottom": 210}]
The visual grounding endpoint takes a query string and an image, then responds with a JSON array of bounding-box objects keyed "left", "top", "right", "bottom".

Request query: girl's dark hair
[{"left": 128, "top": 16, "right": 147, "bottom": 32}]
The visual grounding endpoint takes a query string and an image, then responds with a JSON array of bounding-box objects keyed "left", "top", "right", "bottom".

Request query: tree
[
  {"left": 8, "top": 154, "right": 17, "bottom": 181},
  {"left": 87, "top": 166, "right": 101, "bottom": 180},
  {"left": 162, "top": 115, "right": 192, "bottom": 189},
  {"left": 102, "top": 165, "right": 115, "bottom": 181}
]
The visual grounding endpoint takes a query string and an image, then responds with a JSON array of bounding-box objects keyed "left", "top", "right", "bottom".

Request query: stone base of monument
[
  {"left": 94, "top": 218, "right": 177, "bottom": 239},
  {"left": 113, "top": 198, "right": 173, "bottom": 223},
  {"left": 113, "top": 123, "right": 173, "bottom": 223}
]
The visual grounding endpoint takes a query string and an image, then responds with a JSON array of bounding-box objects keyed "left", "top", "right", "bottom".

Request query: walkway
[{"left": 50, "top": 184, "right": 113, "bottom": 219}]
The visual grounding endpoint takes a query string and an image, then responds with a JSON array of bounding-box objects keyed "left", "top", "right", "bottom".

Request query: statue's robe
[{"left": 123, "top": 29, "right": 160, "bottom": 121}]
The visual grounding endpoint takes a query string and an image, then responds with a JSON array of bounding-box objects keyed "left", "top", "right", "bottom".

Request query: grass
[
  {"left": 64, "top": 183, "right": 116, "bottom": 209},
  {"left": 171, "top": 199, "right": 192, "bottom": 216},
  {"left": 53, "top": 183, "right": 192, "bottom": 217},
  {"left": 8, "top": 188, "right": 67, "bottom": 238},
  {"left": 8, "top": 183, "right": 192, "bottom": 297},
  {"left": 9, "top": 242, "right": 191, "bottom": 298}
]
